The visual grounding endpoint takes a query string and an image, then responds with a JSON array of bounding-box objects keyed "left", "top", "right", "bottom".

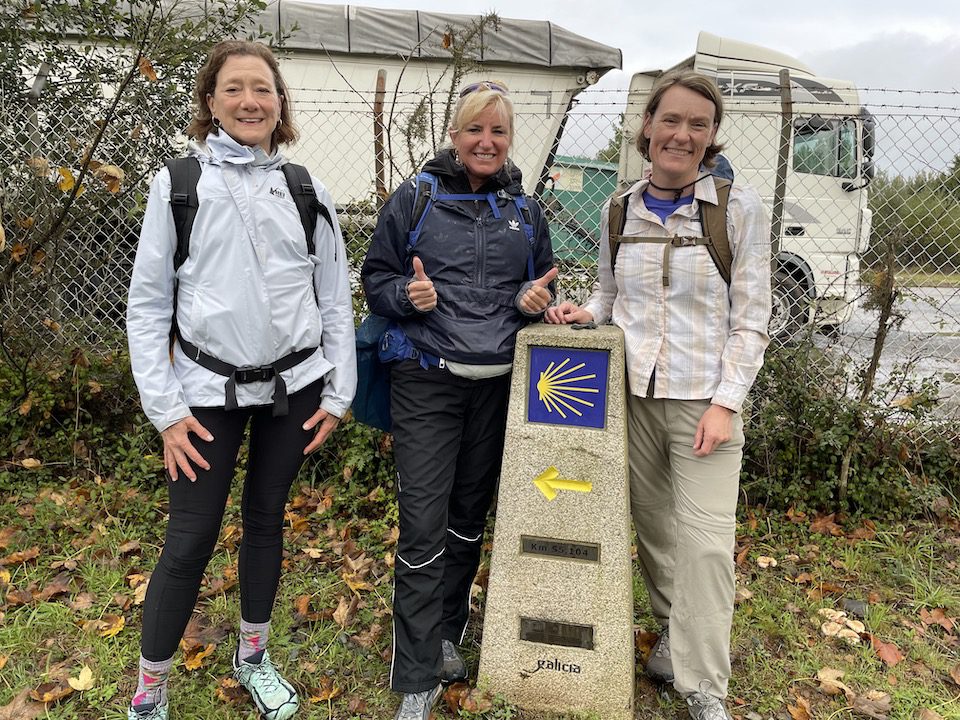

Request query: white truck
[{"left": 620, "top": 32, "right": 875, "bottom": 337}]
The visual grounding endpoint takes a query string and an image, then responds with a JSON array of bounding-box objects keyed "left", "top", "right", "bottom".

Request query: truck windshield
[{"left": 793, "top": 117, "right": 857, "bottom": 179}]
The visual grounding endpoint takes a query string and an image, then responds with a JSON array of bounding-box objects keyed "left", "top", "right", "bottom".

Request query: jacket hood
[
  {"left": 188, "top": 130, "right": 286, "bottom": 171},
  {"left": 422, "top": 148, "right": 525, "bottom": 195}
]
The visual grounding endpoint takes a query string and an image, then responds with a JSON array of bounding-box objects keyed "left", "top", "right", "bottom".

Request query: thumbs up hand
[
  {"left": 518, "top": 267, "right": 558, "bottom": 315},
  {"left": 406, "top": 256, "right": 437, "bottom": 312}
]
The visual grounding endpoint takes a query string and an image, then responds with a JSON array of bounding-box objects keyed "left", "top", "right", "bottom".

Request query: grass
[{"left": 0, "top": 471, "right": 958, "bottom": 720}]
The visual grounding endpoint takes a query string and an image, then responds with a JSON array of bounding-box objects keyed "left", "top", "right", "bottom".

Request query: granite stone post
[{"left": 478, "top": 324, "right": 634, "bottom": 719}]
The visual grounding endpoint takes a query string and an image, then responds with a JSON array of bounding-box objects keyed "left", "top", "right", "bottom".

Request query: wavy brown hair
[
  {"left": 637, "top": 69, "right": 724, "bottom": 168},
  {"left": 186, "top": 40, "right": 298, "bottom": 148}
]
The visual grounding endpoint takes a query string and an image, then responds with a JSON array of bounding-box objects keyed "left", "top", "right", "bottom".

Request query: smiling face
[
  {"left": 642, "top": 84, "right": 718, "bottom": 191},
  {"left": 206, "top": 54, "right": 282, "bottom": 153},
  {"left": 449, "top": 102, "right": 511, "bottom": 191}
]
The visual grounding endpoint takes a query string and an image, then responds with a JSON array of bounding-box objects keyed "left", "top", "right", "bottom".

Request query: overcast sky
[{"left": 338, "top": 0, "right": 960, "bottom": 92}]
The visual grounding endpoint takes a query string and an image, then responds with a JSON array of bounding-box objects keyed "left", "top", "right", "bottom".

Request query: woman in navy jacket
[{"left": 361, "top": 80, "right": 554, "bottom": 720}]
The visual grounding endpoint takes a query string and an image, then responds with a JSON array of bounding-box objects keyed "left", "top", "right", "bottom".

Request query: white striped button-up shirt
[{"left": 582, "top": 176, "right": 771, "bottom": 413}]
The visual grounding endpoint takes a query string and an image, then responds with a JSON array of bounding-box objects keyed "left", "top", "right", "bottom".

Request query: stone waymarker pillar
[{"left": 478, "top": 324, "right": 633, "bottom": 720}]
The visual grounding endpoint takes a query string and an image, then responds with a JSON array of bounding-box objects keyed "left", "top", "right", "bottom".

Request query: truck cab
[{"left": 620, "top": 32, "right": 875, "bottom": 337}]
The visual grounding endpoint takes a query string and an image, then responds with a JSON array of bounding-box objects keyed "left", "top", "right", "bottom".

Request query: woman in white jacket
[{"left": 125, "top": 41, "right": 355, "bottom": 720}]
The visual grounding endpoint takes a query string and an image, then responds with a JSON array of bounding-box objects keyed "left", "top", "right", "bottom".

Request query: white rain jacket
[{"left": 126, "top": 131, "right": 356, "bottom": 432}]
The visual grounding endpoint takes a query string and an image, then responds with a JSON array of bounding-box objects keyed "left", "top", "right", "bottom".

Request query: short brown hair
[
  {"left": 186, "top": 40, "right": 298, "bottom": 148},
  {"left": 637, "top": 69, "right": 724, "bottom": 167},
  {"left": 449, "top": 80, "right": 514, "bottom": 147}
]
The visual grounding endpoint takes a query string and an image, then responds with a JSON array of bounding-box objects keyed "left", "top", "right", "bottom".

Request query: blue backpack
[{"left": 351, "top": 172, "right": 537, "bottom": 432}]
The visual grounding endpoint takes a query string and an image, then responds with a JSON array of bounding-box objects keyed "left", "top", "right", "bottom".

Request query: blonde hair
[{"left": 448, "top": 80, "right": 514, "bottom": 146}]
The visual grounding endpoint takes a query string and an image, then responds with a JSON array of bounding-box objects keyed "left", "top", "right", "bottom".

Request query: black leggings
[{"left": 140, "top": 379, "right": 323, "bottom": 661}]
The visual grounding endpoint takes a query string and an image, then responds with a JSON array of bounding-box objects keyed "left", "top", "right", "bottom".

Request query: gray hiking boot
[
  {"left": 645, "top": 627, "right": 674, "bottom": 683},
  {"left": 440, "top": 639, "right": 467, "bottom": 683},
  {"left": 394, "top": 683, "right": 442, "bottom": 720},
  {"left": 686, "top": 682, "right": 733, "bottom": 720}
]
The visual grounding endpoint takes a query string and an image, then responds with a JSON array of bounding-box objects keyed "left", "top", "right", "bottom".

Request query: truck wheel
[{"left": 769, "top": 270, "right": 808, "bottom": 340}]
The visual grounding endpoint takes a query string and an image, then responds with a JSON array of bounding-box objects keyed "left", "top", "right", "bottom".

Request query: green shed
[{"left": 541, "top": 155, "right": 619, "bottom": 264}]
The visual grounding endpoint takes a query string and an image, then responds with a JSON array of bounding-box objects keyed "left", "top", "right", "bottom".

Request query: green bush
[{"left": 742, "top": 341, "right": 958, "bottom": 518}]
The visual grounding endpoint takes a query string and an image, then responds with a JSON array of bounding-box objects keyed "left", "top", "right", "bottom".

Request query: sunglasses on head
[{"left": 459, "top": 81, "right": 508, "bottom": 97}]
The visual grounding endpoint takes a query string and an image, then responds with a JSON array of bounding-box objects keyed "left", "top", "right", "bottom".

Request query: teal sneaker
[
  {"left": 233, "top": 649, "right": 299, "bottom": 720},
  {"left": 127, "top": 700, "right": 168, "bottom": 720}
]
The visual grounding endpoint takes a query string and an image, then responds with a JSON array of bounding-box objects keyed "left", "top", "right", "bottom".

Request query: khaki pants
[{"left": 627, "top": 396, "right": 743, "bottom": 698}]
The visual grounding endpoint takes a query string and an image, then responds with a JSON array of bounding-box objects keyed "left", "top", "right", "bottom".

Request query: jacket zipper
[{"left": 475, "top": 200, "right": 484, "bottom": 287}]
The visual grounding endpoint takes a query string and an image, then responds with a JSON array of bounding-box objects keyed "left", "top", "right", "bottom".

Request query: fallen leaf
[
  {"left": 917, "top": 709, "right": 944, "bottom": 720},
  {"left": 0, "top": 528, "right": 16, "bottom": 549},
  {"left": 37, "top": 572, "right": 72, "bottom": 601},
  {"left": 443, "top": 682, "right": 470, "bottom": 712},
  {"left": 0, "top": 546, "right": 40, "bottom": 565},
  {"left": 810, "top": 513, "right": 844, "bottom": 536},
  {"left": 852, "top": 689, "right": 891, "bottom": 719},
  {"left": 6, "top": 588, "right": 33, "bottom": 606},
  {"left": 460, "top": 687, "right": 494, "bottom": 713},
  {"left": 118, "top": 539, "right": 141, "bottom": 555},
  {"left": 342, "top": 571, "right": 373, "bottom": 594},
  {"left": 920, "top": 608, "right": 955, "bottom": 634},
  {"left": 816, "top": 667, "right": 853, "bottom": 698},
  {"left": 19, "top": 459, "right": 42, "bottom": 470},
  {"left": 98, "top": 614, "right": 125, "bottom": 638},
  {"left": 215, "top": 677, "right": 246, "bottom": 705},
  {"left": 29, "top": 680, "right": 73, "bottom": 704},
  {"left": 11, "top": 242, "right": 28, "bottom": 263},
  {"left": 870, "top": 635, "right": 905, "bottom": 667},
  {"left": 333, "top": 595, "right": 359, "bottom": 628},
  {"left": 349, "top": 622, "right": 383, "bottom": 649},
  {"left": 0, "top": 656, "right": 6, "bottom": 670},
  {"left": 67, "top": 666, "right": 94, "bottom": 692},
  {"left": 182, "top": 643, "right": 215, "bottom": 671},
  {"left": 0, "top": 688, "right": 45, "bottom": 720},
  {"left": 346, "top": 695, "right": 367, "bottom": 714},
  {"left": 308, "top": 676, "right": 342, "bottom": 702},
  {"left": 787, "top": 695, "right": 811, "bottom": 720},
  {"left": 735, "top": 586, "right": 754, "bottom": 604},
  {"left": 948, "top": 663, "right": 960, "bottom": 686}
]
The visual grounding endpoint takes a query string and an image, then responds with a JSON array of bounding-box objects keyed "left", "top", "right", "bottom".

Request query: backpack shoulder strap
[
  {"left": 408, "top": 172, "right": 438, "bottom": 251},
  {"left": 164, "top": 157, "right": 202, "bottom": 271},
  {"left": 282, "top": 163, "right": 334, "bottom": 257},
  {"left": 699, "top": 177, "right": 732, "bottom": 285},
  {"left": 607, "top": 183, "right": 631, "bottom": 272}
]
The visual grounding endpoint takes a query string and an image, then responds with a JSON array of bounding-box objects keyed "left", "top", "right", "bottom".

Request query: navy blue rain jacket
[{"left": 360, "top": 149, "right": 554, "bottom": 364}]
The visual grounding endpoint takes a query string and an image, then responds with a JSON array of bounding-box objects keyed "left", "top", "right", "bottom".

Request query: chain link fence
[{"left": 3, "top": 87, "right": 958, "bottom": 435}]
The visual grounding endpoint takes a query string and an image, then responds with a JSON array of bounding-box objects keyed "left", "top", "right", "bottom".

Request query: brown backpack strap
[
  {"left": 607, "top": 182, "right": 634, "bottom": 272},
  {"left": 699, "top": 178, "right": 732, "bottom": 285}
]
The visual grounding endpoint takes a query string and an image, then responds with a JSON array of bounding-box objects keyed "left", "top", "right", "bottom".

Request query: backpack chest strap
[{"left": 610, "top": 234, "right": 716, "bottom": 287}]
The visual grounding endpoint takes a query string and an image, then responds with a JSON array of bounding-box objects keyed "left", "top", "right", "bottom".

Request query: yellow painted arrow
[{"left": 533, "top": 466, "right": 593, "bottom": 501}]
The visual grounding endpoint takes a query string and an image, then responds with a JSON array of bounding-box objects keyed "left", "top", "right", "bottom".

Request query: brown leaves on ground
[
  {"left": 810, "top": 513, "right": 844, "bottom": 536},
  {"left": 308, "top": 676, "right": 343, "bottom": 703},
  {"left": 918, "top": 607, "right": 956, "bottom": 634},
  {"left": 0, "top": 688, "right": 44, "bottom": 720},
  {"left": 851, "top": 689, "right": 892, "bottom": 719},
  {"left": 333, "top": 594, "right": 359, "bottom": 628},
  {"left": 0, "top": 546, "right": 40, "bottom": 566},
  {"left": 215, "top": 677, "right": 247, "bottom": 706},
  {"left": 443, "top": 683, "right": 493, "bottom": 714},
  {"left": 786, "top": 690, "right": 812, "bottom": 720},
  {"left": 869, "top": 634, "right": 905, "bottom": 667}
]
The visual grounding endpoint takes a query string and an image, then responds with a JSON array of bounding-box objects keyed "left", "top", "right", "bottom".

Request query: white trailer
[
  {"left": 255, "top": 2, "right": 622, "bottom": 203},
  {"left": 620, "top": 32, "right": 875, "bottom": 336}
]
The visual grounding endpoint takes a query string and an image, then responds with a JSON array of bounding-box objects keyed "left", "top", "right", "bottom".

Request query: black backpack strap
[
  {"left": 699, "top": 178, "right": 733, "bottom": 285},
  {"left": 164, "top": 157, "right": 202, "bottom": 271},
  {"left": 282, "top": 163, "right": 334, "bottom": 257}
]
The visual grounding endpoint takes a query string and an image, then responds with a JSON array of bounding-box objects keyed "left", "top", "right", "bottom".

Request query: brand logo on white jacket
[{"left": 269, "top": 187, "right": 287, "bottom": 199}]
